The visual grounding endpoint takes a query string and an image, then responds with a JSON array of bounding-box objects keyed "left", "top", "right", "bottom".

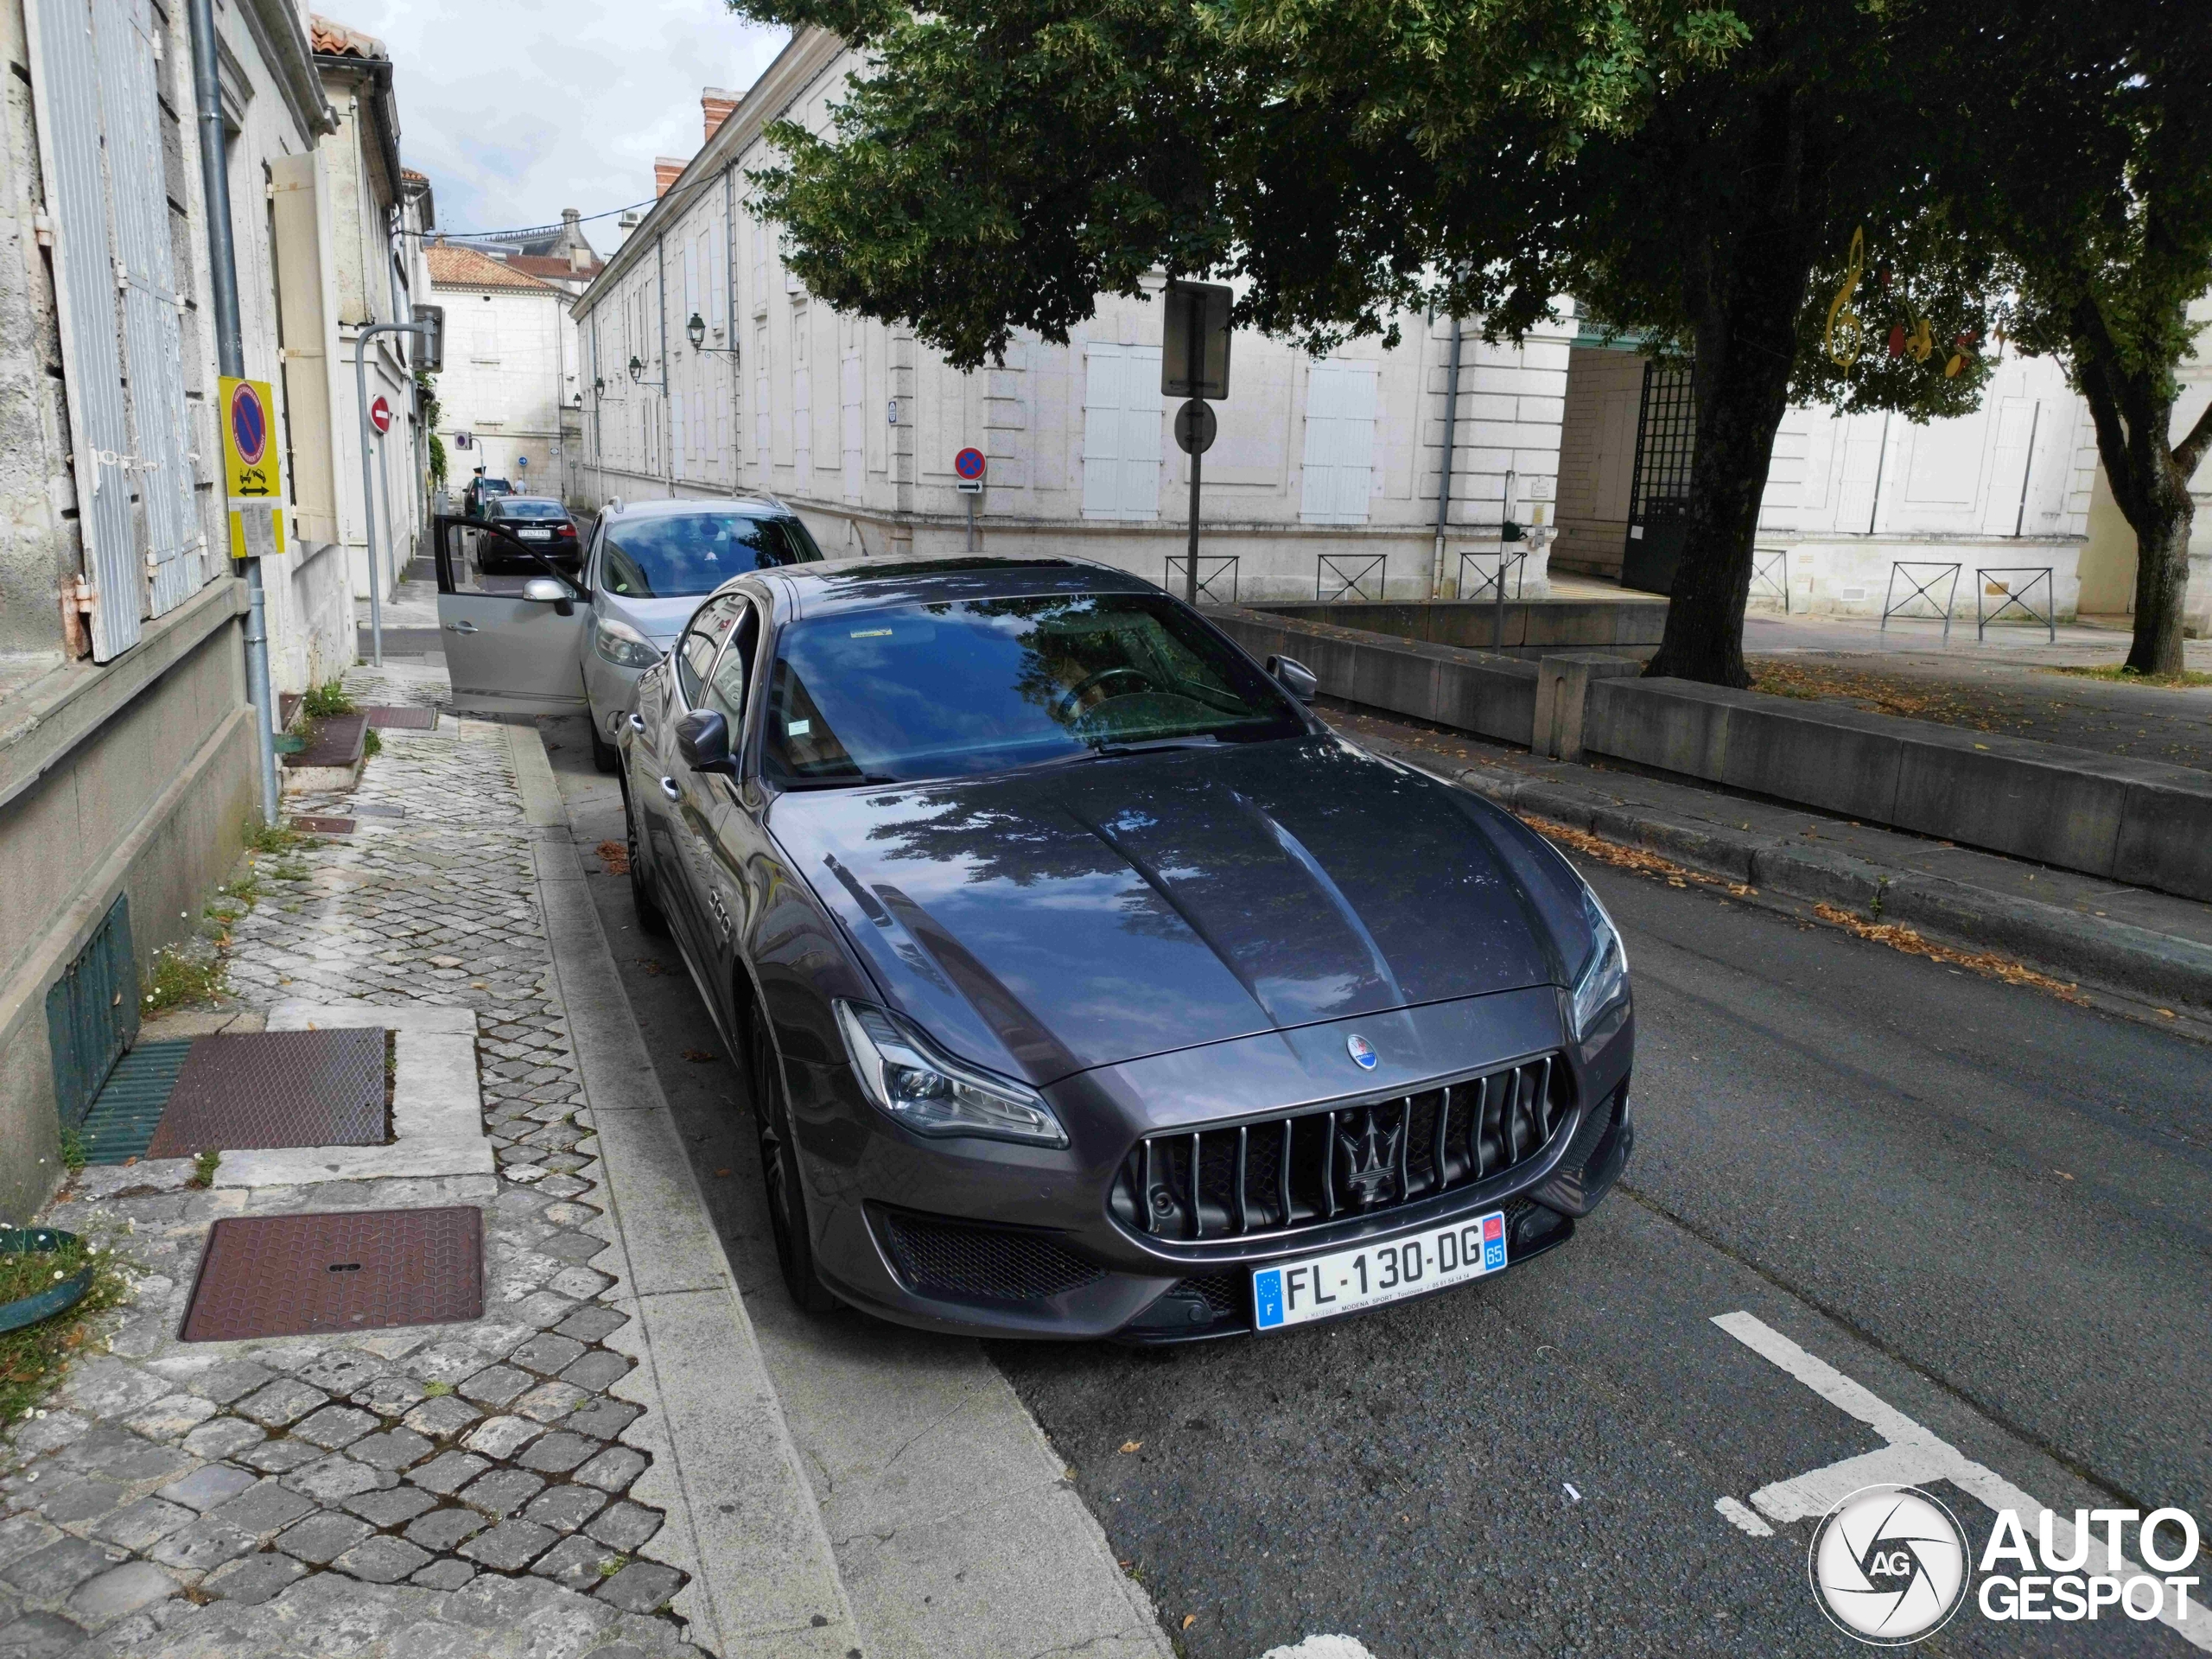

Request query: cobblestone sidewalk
[{"left": 0, "top": 680, "right": 709, "bottom": 1658}]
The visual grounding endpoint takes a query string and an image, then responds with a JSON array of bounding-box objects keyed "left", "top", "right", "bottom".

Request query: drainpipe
[
  {"left": 1431, "top": 312, "right": 1464, "bottom": 600},
  {"left": 188, "top": 0, "right": 279, "bottom": 827},
  {"left": 656, "top": 234, "right": 671, "bottom": 488}
]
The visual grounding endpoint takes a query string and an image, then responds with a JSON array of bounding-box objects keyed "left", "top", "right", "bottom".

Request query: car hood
[
  {"left": 598, "top": 591, "right": 709, "bottom": 651},
  {"left": 771, "top": 734, "right": 1571, "bottom": 1084}
]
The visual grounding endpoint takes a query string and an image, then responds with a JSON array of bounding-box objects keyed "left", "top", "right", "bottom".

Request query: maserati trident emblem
[
  {"left": 1345, "top": 1034, "right": 1378, "bottom": 1070},
  {"left": 1337, "top": 1109, "right": 1402, "bottom": 1206}
]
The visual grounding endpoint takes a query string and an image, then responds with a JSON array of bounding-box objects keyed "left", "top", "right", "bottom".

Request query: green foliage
[
  {"left": 0, "top": 1240, "right": 130, "bottom": 1433},
  {"left": 362, "top": 728, "right": 383, "bottom": 760},
  {"left": 429, "top": 430, "right": 448, "bottom": 491},
  {"left": 245, "top": 823, "right": 305, "bottom": 855},
  {"left": 189, "top": 1150, "right": 220, "bottom": 1189},
  {"left": 142, "top": 949, "right": 224, "bottom": 1014},
  {"left": 56, "top": 1128, "right": 85, "bottom": 1174},
  {"left": 302, "top": 679, "right": 357, "bottom": 718}
]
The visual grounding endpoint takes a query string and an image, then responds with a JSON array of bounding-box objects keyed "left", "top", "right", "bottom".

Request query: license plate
[
  {"left": 519, "top": 529, "right": 552, "bottom": 539},
  {"left": 1253, "top": 1211, "right": 1508, "bottom": 1330}
]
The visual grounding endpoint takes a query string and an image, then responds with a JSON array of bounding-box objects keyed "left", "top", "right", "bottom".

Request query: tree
[
  {"left": 1947, "top": 2, "right": 2212, "bottom": 677},
  {"left": 736, "top": 0, "right": 2011, "bottom": 685}
]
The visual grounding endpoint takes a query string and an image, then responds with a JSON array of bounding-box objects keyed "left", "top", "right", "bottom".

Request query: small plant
[
  {"left": 189, "top": 1149, "right": 220, "bottom": 1188},
  {"left": 421, "top": 1379, "right": 455, "bottom": 1397},
  {"left": 0, "top": 1240, "right": 130, "bottom": 1430},
  {"left": 142, "top": 949, "right": 224, "bottom": 1014},
  {"left": 57, "top": 1128, "right": 85, "bottom": 1173},
  {"left": 301, "top": 679, "right": 358, "bottom": 719},
  {"left": 245, "top": 823, "right": 305, "bottom": 856},
  {"left": 268, "top": 858, "right": 310, "bottom": 883},
  {"left": 362, "top": 728, "right": 383, "bottom": 759},
  {"left": 596, "top": 1554, "right": 628, "bottom": 1579}
]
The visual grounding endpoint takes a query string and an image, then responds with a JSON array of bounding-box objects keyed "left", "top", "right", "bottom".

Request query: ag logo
[{"left": 1809, "top": 1484, "right": 1969, "bottom": 1645}]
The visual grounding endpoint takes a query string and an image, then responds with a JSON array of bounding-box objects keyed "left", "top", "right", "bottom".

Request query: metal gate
[
  {"left": 1622, "top": 359, "right": 1696, "bottom": 594},
  {"left": 45, "top": 894, "right": 140, "bottom": 1132}
]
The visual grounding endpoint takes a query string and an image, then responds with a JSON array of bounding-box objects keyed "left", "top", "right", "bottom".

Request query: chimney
[
  {"left": 653, "top": 156, "right": 685, "bottom": 197},
  {"left": 569, "top": 245, "right": 588, "bottom": 272},
  {"left": 702, "top": 87, "right": 739, "bottom": 143}
]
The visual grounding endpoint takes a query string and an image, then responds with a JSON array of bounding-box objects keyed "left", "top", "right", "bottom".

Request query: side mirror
[
  {"left": 522, "top": 575, "right": 575, "bottom": 617},
  {"left": 675, "top": 708, "right": 736, "bottom": 777},
  {"left": 1267, "top": 654, "right": 1319, "bottom": 702}
]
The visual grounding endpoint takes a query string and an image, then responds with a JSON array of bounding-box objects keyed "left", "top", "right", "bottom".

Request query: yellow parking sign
[{"left": 220, "top": 377, "right": 287, "bottom": 559}]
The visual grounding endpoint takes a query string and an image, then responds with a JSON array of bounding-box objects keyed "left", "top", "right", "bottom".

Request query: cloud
[{"left": 340, "top": 0, "right": 790, "bottom": 242}]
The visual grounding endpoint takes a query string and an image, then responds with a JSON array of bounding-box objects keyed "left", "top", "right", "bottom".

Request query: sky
[{"left": 342, "top": 0, "right": 791, "bottom": 246}]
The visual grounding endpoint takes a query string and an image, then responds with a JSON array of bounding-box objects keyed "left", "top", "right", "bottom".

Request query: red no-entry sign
[{"left": 369, "top": 395, "right": 393, "bottom": 435}]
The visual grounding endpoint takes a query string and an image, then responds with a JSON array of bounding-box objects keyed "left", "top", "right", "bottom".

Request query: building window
[
  {"left": 1300, "top": 359, "right": 1379, "bottom": 524},
  {"left": 1081, "top": 342, "right": 1162, "bottom": 521}
]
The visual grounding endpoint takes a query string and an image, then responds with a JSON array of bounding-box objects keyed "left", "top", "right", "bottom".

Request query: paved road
[{"left": 535, "top": 711, "right": 2211, "bottom": 1658}]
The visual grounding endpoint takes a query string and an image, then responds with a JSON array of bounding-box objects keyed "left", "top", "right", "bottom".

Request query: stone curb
[
  {"left": 505, "top": 724, "right": 864, "bottom": 1659},
  {"left": 1377, "top": 741, "right": 2212, "bottom": 1014}
]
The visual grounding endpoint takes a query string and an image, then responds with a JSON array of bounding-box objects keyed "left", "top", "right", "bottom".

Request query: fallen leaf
[
  {"left": 2054, "top": 1170, "right": 2074, "bottom": 1180},
  {"left": 1183, "top": 1615, "right": 1198, "bottom": 1631},
  {"left": 2156, "top": 1007, "right": 2176, "bottom": 1019},
  {"left": 1119, "top": 1440, "right": 1141, "bottom": 1454},
  {"left": 681, "top": 1048, "right": 716, "bottom": 1064},
  {"left": 596, "top": 839, "right": 631, "bottom": 874},
  {"left": 714, "top": 1168, "right": 732, "bottom": 1179}
]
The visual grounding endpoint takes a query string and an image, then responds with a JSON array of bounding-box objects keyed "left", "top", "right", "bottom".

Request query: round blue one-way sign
[{"left": 954, "top": 447, "right": 986, "bottom": 480}]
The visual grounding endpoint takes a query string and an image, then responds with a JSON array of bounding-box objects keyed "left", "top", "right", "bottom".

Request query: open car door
[{"left": 434, "top": 515, "right": 589, "bottom": 714}]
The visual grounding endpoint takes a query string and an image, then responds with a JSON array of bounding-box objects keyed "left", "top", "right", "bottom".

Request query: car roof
[
  {"left": 603, "top": 494, "right": 793, "bottom": 520},
  {"left": 746, "top": 555, "right": 1156, "bottom": 620}
]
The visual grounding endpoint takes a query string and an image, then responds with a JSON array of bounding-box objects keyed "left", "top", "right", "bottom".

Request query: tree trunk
[
  {"left": 2126, "top": 480, "right": 2196, "bottom": 677},
  {"left": 1643, "top": 92, "right": 1820, "bottom": 688}
]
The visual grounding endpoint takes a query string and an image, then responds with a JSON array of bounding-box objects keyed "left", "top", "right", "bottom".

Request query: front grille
[
  {"left": 876, "top": 1208, "right": 1106, "bottom": 1304},
  {"left": 1178, "top": 1274, "right": 1248, "bottom": 1319},
  {"left": 1113, "top": 1053, "right": 1571, "bottom": 1243}
]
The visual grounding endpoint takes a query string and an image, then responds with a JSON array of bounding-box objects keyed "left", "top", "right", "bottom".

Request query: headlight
[
  {"left": 1570, "top": 886, "right": 1630, "bottom": 1041},
  {"left": 834, "top": 1001, "right": 1068, "bottom": 1147},
  {"left": 592, "top": 615, "right": 661, "bottom": 669}
]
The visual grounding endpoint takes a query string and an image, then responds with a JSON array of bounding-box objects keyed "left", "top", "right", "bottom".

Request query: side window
[
  {"left": 702, "top": 606, "right": 759, "bottom": 729},
  {"left": 674, "top": 596, "right": 743, "bottom": 705}
]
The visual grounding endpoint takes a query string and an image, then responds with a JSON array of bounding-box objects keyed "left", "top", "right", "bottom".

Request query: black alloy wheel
[
  {"left": 622, "top": 779, "right": 670, "bottom": 937},
  {"left": 749, "top": 1000, "right": 839, "bottom": 1313}
]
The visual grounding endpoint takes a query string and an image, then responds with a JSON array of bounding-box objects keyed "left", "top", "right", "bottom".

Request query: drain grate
[
  {"left": 291, "top": 816, "right": 356, "bottom": 836},
  {"left": 285, "top": 712, "right": 367, "bottom": 771},
  {"left": 182, "top": 1207, "right": 483, "bottom": 1341},
  {"left": 366, "top": 705, "right": 438, "bottom": 730},
  {"left": 78, "top": 1040, "right": 194, "bottom": 1164},
  {"left": 145, "top": 1028, "right": 385, "bottom": 1159}
]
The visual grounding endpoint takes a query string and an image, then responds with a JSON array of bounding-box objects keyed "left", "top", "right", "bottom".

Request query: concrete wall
[
  {"left": 0, "top": 582, "right": 257, "bottom": 1224},
  {"left": 1249, "top": 594, "right": 1667, "bottom": 656}
]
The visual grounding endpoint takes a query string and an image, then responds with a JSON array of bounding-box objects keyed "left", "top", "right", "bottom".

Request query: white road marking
[
  {"left": 1715, "top": 1495, "right": 1775, "bottom": 1537},
  {"left": 1563, "top": 1481, "right": 1582, "bottom": 1502},
  {"left": 1713, "top": 1310, "right": 2210, "bottom": 1651},
  {"left": 1259, "top": 1640, "right": 1377, "bottom": 1659}
]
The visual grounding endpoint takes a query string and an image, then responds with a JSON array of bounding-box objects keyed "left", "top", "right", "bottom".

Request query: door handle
[
  {"left": 448, "top": 620, "right": 479, "bottom": 634},
  {"left": 659, "top": 777, "right": 681, "bottom": 802},
  {"left": 627, "top": 713, "right": 645, "bottom": 733}
]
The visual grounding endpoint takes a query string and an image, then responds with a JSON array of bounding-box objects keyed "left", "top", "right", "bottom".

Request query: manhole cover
[
  {"left": 285, "top": 712, "right": 366, "bottom": 770},
  {"left": 291, "top": 816, "right": 355, "bottom": 836},
  {"left": 146, "top": 1028, "right": 385, "bottom": 1159},
  {"left": 367, "top": 705, "right": 438, "bottom": 730},
  {"left": 182, "top": 1207, "right": 483, "bottom": 1341}
]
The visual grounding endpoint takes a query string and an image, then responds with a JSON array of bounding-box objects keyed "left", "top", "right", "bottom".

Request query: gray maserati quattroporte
[{"left": 526, "top": 554, "right": 1632, "bottom": 1338}]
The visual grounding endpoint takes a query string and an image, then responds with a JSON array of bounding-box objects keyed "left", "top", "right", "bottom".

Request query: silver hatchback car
[{"left": 434, "top": 496, "right": 823, "bottom": 766}]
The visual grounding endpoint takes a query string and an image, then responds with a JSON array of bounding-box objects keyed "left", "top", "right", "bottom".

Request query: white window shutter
[
  {"left": 1082, "top": 346, "right": 1124, "bottom": 517},
  {"left": 1082, "top": 344, "right": 1161, "bottom": 520},
  {"left": 1120, "top": 346, "right": 1162, "bottom": 518},
  {"left": 1300, "top": 361, "right": 1377, "bottom": 524},
  {"left": 29, "top": 0, "right": 141, "bottom": 658}
]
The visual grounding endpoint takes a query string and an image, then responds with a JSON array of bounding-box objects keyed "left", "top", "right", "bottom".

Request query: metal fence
[
  {"left": 1317, "top": 553, "right": 1387, "bottom": 602},
  {"left": 1163, "top": 554, "right": 1240, "bottom": 606},
  {"left": 1975, "top": 567, "right": 2056, "bottom": 644},
  {"left": 1458, "top": 549, "right": 1529, "bottom": 603},
  {"left": 1879, "top": 562, "right": 1963, "bottom": 643},
  {"left": 1750, "top": 547, "right": 1790, "bottom": 613}
]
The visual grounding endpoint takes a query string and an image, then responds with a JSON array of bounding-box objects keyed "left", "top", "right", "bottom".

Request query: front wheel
[
  {"left": 588, "top": 714, "right": 619, "bottom": 775},
  {"left": 622, "top": 780, "right": 670, "bottom": 937},
  {"left": 750, "top": 1001, "right": 838, "bottom": 1314}
]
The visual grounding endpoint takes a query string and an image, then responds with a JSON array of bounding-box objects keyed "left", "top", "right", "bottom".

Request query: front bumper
[{"left": 784, "top": 987, "right": 1635, "bottom": 1342}]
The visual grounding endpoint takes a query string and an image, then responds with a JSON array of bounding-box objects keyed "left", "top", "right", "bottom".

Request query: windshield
[
  {"left": 477, "top": 479, "right": 511, "bottom": 493},
  {"left": 490, "top": 499, "right": 567, "bottom": 520},
  {"left": 601, "top": 514, "right": 823, "bottom": 599},
  {"left": 763, "top": 591, "right": 1302, "bottom": 786}
]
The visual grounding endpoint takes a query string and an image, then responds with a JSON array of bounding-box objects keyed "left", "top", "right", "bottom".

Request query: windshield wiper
[
  {"left": 778, "top": 772, "right": 901, "bottom": 791},
  {"left": 1021, "top": 736, "right": 1224, "bottom": 770}
]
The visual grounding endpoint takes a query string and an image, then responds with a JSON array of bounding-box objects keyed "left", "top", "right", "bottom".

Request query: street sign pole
[
  {"left": 954, "top": 447, "right": 987, "bottom": 552},
  {"left": 1185, "top": 286, "right": 1200, "bottom": 605},
  {"left": 966, "top": 490, "right": 977, "bottom": 553}
]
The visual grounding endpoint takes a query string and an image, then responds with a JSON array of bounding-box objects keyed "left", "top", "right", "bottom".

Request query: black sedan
[
  {"left": 620, "top": 556, "right": 1633, "bottom": 1340},
  {"left": 479, "top": 495, "right": 582, "bottom": 574}
]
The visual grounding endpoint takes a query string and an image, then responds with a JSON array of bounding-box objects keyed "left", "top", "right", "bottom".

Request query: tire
[
  {"left": 589, "top": 718, "right": 619, "bottom": 775},
  {"left": 749, "top": 1001, "right": 839, "bottom": 1314},
  {"left": 622, "top": 781, "right": 671, "bottom": 938}
]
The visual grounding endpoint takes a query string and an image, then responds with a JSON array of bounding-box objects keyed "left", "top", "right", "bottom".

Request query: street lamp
[
  {"left": 626, "top": 353, "right": 664, "bottom": 390},
  {"left": 684, "top": 311, "right": 740, "bottom": 363}
]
